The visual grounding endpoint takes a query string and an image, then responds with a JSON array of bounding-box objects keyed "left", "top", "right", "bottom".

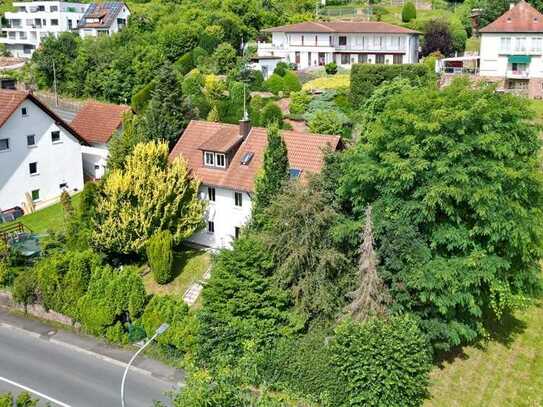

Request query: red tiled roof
[
  {"left": 263, "top": 21, "right": 420, "bottom": 34},
  {"left": 198, "top": 126, "right": 243, "bottom": 153},
  {"left": 0, "top": 90, "right": 88, "bottom": 145},
  {"left": 169, "top": 120, "right": 341, "bottom": 192},
  {"left": 71, "top": 101, "right": 131, "bottom": 144},
  {"left": 480, "top": 0, "right": 543, "bottom": 33}
]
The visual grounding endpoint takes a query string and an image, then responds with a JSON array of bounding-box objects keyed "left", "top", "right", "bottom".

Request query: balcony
[{"left": 506, "top": 69, "right": 529, "bottom": 79}]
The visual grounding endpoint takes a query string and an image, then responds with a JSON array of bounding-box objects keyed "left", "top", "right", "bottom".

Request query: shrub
[
  {"left": 249, "top": 95, "right": 265, "bottom": 126},
  {"left": 261, "top": 102, "right": 283, "bottom": 127},
  {"left": 330, "top": 315, "right": 432, "bottom": 406},
  {"left": 264, "top": 73, "right": 284, "bottom": 95},
  {"left": 273, "top": 61, "right": 290, "bottom": 77},
  {"left": 192, "top": 46, "right": 209, "bottom": 66},
  {"left": 174, "top": 52, "right": 194, "bottom": 76},
  {"left": 325, "top": 62, "right": 337, "bottom": 75},
  {"left": 289, "top": 91, "right": 312, "bottom": 115},
  {"left": 212, "top": 42, "right": 237, "bottom": 74},
  {"left": 147, "top": 230, "right": 174, "bottom": 284},
  {"left": 350, "top": 64, "right": 429, "bottom": 105},
  {"left": 282, "top": 71, "right": 301, "bottom": 94},
  {"left": 105, "top": 321, "right": 128, "bottom": 344},
  {"left": 308, "top": 110, "right": 346, "bottom": 135},
  {"left": 12, "top": 270, "right": 37, "bottom": 313},
  {"left": 302, "top": 74, "right": 350, "bottom": 92},
  {"left": 131, "top": 81, "right": 156, "bottom": 113},
  {"left": 401, "top": 1, "right": 417, "bottom": 22}
]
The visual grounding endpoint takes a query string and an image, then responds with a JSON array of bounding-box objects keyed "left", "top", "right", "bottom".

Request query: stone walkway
[{"left": 182, "top": 267, "right": 212, "bottom": 306}]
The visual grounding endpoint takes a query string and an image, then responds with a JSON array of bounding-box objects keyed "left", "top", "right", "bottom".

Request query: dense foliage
[
  {"left": 401, "top": 1, "right": 417, "bottom": 22},
  {"left": 422, "top": 19, "right": 455, "bottom": 57},
  {"left": 147, "top": 230, "right": 174, "bottom": 284}
]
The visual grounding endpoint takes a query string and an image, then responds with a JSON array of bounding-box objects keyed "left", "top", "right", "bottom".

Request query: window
[
  {"left": 235, "top": 227, "right": 241, "bottom": 239},
  {"left": 289, "top": 168, "right": 302, "bottom": 179},
  {"left": 216, "top": 153, "right": 226, "bottom": 168},
  {"left": 501, "top": 37, "right": 512, "bottom": 52},
  {"left": 21, "top": 107, "right": 28, "bottom": 117},
  {"left": 533, "top": 37, "right": 542, "bottom": 52},
  {"left": 207, "top": 221, "right": 215, "bottom": 233},
  {"left": 50, "top": 5, "right": 58, "bottom": 11},
  {"left": 329, "top": 35, "right": 333, "bottom": 46},
  {"left": 94, "top": 164, "right": 100, "bottom": 170},
  {"left": 341, "top": 54, "right": 350, "bottom": 64},
  {"left": 208, "top": 187, "right": 216, "bottom": 202},
  {"left": 339, "top": 36, "right": 347, "bottom": 46},
  {"left": 29, "top": 162, "right": 38, "bottom": 175},
  {"left": 31, "top": 189, "right": 40, "bottom": 201},
  {"left": 301, "top": 35, "right": 304, "bottom": 46},
  {"left": 234, "top": 192, "right": 243, "bottom": 207},
  {"left": 51, "top": 19, "right": 59, "bottom": 26},
  {"left": 315, "top": 35, "right": 318, "bottom": 45},
  {"left": 0, "top": 138, "right": 9, "bottom": 152},
  {"left": 51, "top": 131, "right": 61, "bottom": 143},
  {"left": 27, "top": 134, "right": 36, "bottom": 147},
  {"left": 204, "top": 151, "right": 214, "bottom": 166},
  {"left": 515, "top": 37, "right": 526, "bottom": 52},
  {"left": 393, "top": 54, "right": 403, "bottom": 64},
  {"left": 358, "top": 54, "right": 368, "bottom": 63},
  {"left": 59, "top": 182, "right": 67, "bottom": 189},
  {"left": 375, "top": 54, "right": 385, "bottom": 64}
]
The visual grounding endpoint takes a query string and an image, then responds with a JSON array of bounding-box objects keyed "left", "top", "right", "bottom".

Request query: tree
[
  {"left": 213, "top": 43, "right": 237, "bottom": 74},
  {"left": 260, "top": 102, "right": 284, "bottom": 127},
  {"left": 340, "top": 78, "right": 543, "bottom": 350},
  {"left": 289, "top": 91, "right": 312, "bottom": 115},
  {"left": 106, "top": 112, "right": 146, "bottom": 171},
  {"left": 251, "top": 125, "right": 289, "bottom": 227},
  {"left": 344, "top": 206, "right": 390, "bottom": 321},
  {"left": 93, "top": 141, "right": 205, "bottom": 255},
  {"left": 12, "top": 271, "right": 37, "bottom": 314},
  {"left": 422, "top": 19, "right": 454, "bottom": 57},
  {"left": 325, "top": 62, "right": 338, "bottom": 75},
  {"left": 140, "top": 64, "right": 190, "bottom": 144},
  {"left": 282, "top": 71, "right": 302, "bottom": 94},
  {"left": 401, "top": 1, "right": 416, "bottom": 22},
  {"left": 307, "top": 110, "right": 345, "bottom": 135},
  {"left": 147, "top": 230, "right": 174, "bottom": 284},
  {"left": 264, "top": 73, "right": 284, "bottom": 95}
]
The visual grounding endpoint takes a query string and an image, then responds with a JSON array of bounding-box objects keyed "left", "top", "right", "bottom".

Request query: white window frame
[
  {"left": 501, "top": 37, "right": 511, "bottom": 52},
  {"left": 532, "top": 37, "right": 542, "bottom": 52},
  {"left": 234, "top": 191, "right": 243, "bottom": 207},
  {"left": 31, "top": 189, "right": 40, "bottom": 202},
  {"left": 207, "top": 221, "right": 215, "bottom": 234},
  {"left": 0, "top": 138, "right": 10, "bottom": 152},
  {"left": 208, "top": 187, "right": 216, "bottom": 202},
  {"left": 215, "top": 153, "right": 226, "bottom": 168},
  {"left": 21, "top": 107, "right": 28, "bottom": 117},
  {"left": 51, "top": 130, "right": 61, "bottom": 144},
  {"left": 29, "top": 161, "right": 38, "bottom": 176},
  {"left": 204, "top": 151, "right": 215, "bottom": 166}
]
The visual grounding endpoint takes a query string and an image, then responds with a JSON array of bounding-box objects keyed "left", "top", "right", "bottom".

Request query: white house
[
  {"left": 70, "top": 101, "right": 130, "bottom": 179},
  {"left": 77, "top": 2, "right": 130, "bottom": 38},
  {"left": 255, "top": 21, "right": 420, "bottom": 73},
  {"left": 169, "top": 119, "right": 342, "bottom": 249},
  {"left": 478, "top": 0, "right": 543, "bottom": 98},
  {"left": 0, "top": 90, "right": 86, "bottom": 212},
  {"left": 0, "top": 0, "right": 87, "bottom": 57}
]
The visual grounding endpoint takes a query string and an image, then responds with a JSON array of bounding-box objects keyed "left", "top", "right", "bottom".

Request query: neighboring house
[
  {"left": 478, "top": 0, "right": 543, "bottom": 98},
  {"left": 70, "top": 101, "right": 130, "bottom": 180},
  {"left": 77, "top": 2, "right": 130, "bottom": 38},
  {"left": 169, "top": 118, "right": 342, "bottom": 249},
  {"left": 0, "top": 0, "right": 87, "bottom": 57},
  {"left": 256, "top": 21, "right": 420, "bottom": 72},
  {"left": 0, "top": 90, "right": 87, "bottom": 212}
]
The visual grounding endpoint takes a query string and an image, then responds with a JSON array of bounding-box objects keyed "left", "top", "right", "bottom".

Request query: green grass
[
  {"left": 1, "top": 194, "right": 81, "bottom": 235},
  {"left": 530, "top": 100, "right": 543, "bottom": 124},
  {"left": 143, "top": 247, "right": 211, "bottom": 298},
  {"left": 426, "top": 302, "right": 543, "bottom": 407}
]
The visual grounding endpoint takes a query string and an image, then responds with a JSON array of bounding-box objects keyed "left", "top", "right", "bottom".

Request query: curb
[{"left": 0, "top": 322, "right": 42, "bottom": 339}]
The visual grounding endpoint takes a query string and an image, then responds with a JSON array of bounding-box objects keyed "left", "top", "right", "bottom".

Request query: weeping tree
[{"left": 344, "top": 206, "right": 390, "bottom": 321}]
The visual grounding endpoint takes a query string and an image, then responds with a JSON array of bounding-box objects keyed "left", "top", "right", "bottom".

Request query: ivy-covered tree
[
  {"left": 93, "top": 141, "right": 205, "bottom": 255},
  {"left": 340, "top": 78, "right": 543, "bottom": 350},
  {"left": 251, "top": 124, "right": 289, "bottom": 228}
]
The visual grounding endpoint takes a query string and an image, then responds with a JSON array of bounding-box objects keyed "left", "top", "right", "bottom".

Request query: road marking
[{"left": 0, "top": 376, "right": 72, "bottom": 407}]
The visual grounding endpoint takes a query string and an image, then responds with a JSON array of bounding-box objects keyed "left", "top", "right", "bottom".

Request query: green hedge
[
  {"left": 147, "top": 230, "right": 174, "bottom": 285},
  {"left": 350, "top": 63, "right": 430, "bottom": 106}
]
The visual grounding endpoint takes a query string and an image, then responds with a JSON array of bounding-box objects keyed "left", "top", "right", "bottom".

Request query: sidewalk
[{"left": 0, "top": 306, "right": 185, "bottom": 385}]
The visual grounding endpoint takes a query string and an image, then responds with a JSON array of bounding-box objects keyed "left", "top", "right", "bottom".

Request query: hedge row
[{"left": 350, "top": 63, "right": 430, "bottom": 106}]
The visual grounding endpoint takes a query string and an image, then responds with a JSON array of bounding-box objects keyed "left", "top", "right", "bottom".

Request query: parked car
[{"left": 0, "top": 207, "right": 24, "bottom": 224}]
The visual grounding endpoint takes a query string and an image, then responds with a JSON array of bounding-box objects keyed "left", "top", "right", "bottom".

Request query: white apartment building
[
  {"left": 0, "top": 1, "right": 87, "bottom": 58},
  {"left": 479, "top": 0, "right": 543, "bottom": 98},
  {"left": 255, "top": 21, "right": 420, "bottom": 74},
  {"left": 77, "top": 2, "right": 130, "bottom": 38},
  {"left": 0, "top": 90, "right": 86, "bottom": 212},
  {"left": 169, "top": 119, "right": 341, "bottom": 249}
]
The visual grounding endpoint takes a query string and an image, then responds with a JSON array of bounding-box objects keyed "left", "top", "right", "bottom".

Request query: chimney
[
  {"left": 239, "top": 115, "right": 251, "bottom": 140},
  {"left": 510, "top": 2, "right": 515, "bottom": 9}
]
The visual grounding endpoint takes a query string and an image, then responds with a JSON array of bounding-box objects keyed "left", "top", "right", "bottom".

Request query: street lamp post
[{"left": 120, "top": 323, "right": 169, "bottom": 407}]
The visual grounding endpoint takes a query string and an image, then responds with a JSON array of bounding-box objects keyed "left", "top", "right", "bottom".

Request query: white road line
[{"left": 0, "top": 376, "right": 72, "bottom": 407}]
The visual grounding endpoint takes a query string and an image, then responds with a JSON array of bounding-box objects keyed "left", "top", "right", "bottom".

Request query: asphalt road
[{"left": 0, "top": 326, "right": 178, "bottom": 407}]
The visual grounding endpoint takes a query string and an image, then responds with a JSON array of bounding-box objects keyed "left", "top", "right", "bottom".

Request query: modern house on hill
[
  {"left": 77, "top": 2, "right": 130, "bottom": 38},
  {"left": 70, "top": 101, "right": 130, "bottom": 180},
  {"left": 255, "top": 21, "right": 420, "bottom": 74},
  {"left": 0, "top": 90, "right": 86, "bottom": 212},
  {"left": 0, "top": 0, "right": 87, "bottom": 57},
  {"left": 169, "top": 118, "right": 341, "bottom": 249},
  {"left": 479, "top": 0, "right": 543, "bottom": 98}
]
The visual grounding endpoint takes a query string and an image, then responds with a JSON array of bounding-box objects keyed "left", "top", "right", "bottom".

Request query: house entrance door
[{"left": 318, "top": 52, "right": 325, "bottom": 66}]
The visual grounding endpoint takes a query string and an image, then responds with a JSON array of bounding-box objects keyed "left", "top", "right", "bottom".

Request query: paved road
[{"left": 0, "top": 326, "right": 178, "bottom": 407}]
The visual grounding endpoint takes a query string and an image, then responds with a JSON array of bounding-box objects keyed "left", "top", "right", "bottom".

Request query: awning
[{"left": 508, "top": 55, "right": 531, "bottom": 64}]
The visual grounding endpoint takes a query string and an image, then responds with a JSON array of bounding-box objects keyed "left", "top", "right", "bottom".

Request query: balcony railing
[{"left": 506, "top": 70, "right": 529, "bottom": 79}]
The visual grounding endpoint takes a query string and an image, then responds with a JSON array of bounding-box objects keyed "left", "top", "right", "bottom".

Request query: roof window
[
  {"left": 240, "top": 152, "right": 254, "bottom": 165},
  {"left": 289, "top": 168, "right": 302, "bottom": 179}
]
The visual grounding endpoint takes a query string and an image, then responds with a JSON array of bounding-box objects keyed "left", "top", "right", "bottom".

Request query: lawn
[
  {"left": 426, "top": 302, "right": 543, "bottom": 407},
  {"left": 1, "top": 193, "right": 81, "bottom": 235},
  {"left": 143, "top": 247, "right": 211, "bottom": 298},
  {"left": 530, "top": 100, "right": 543, "bottom": 124}
]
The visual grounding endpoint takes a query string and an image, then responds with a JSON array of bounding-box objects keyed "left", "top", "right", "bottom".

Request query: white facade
[
  {"left": 188, "top": 185, "right": 251, "bottom": 249},
  {"left": 81, "top": 144, "right": 108, "bottom": 180},
  {"left": 257, "top": 31, "right": 419, "bottom": 70},
  {"left": 0, "top": 98, "right": 84, "bottom": 212},
  {"left": 78, "top": 5, "right": 130, "bottom": 38},
  {"left": 0, "top": 1, "right": 87, "bottom": 58}
]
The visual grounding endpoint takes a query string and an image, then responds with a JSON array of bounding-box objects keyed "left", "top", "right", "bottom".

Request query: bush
[
  {"left": 147, "top": 230, "right": 174, "bottom": 285},
  {"left": 0, "top": 391, "right": 39, "bottom": 407},
  {"left": 308, "top": 110, "right": 346, "bottom": 135},
  {"left": 12, "top": 270, "right": 37, "bottom": 313},
  {"left": 282, "top": 71, "right": 301, "bottom": 94},
  {"left": 350, "top": 64, "right": 430, "bottom": 105},
  {"left": 264, "top": 73, "right": 284, "bottom": 95},
  {"left": 402, "top": 1, "right": 417, "bottom": 22},
  {"left": 174, "top": 52, "right": 194, "bottom": 76},
  {"left": 261, "top": 102, "right": 283, "bottom": 127},
  {"left": 330, "top": 315, "right": 432, "bottom": 406},
  {"left": 325, "top": 62, "right": 337, "bottom": 75},
  {"left": 289, "top": 91, "right": 312, "bottom": 115},
  {"left": 131, "top": 81, "right": 156, "bottom": 113},
  {"left": 302, "top": 74, "right": 350, "bottom": 92},
  {"left": 249, "top": 95, "right": 265, "bottom": 126},
  {"left": 273, "top": 61, "right": 290, "bottom": 77},
  {"left": 212, "top": 42, "right": 237, "bottom": 74}
]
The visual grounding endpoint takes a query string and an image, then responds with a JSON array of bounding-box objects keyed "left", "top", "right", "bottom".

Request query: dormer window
[
  {"left": 216, "top": 153, "right": 226, "bottom": 168},
  {"left": 204, "top": 151, "right": 226, "bottom": 168},
  {"left": 205, "top": 151, "right": 214, "bottom": 166}
]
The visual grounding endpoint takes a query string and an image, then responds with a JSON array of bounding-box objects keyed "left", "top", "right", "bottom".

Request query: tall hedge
[
  {"left": 350, "top": 64, "right": 430, "bottom": 106},
  {"left": 147, "top": 230, "right": 174, "bottom": 285}
]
